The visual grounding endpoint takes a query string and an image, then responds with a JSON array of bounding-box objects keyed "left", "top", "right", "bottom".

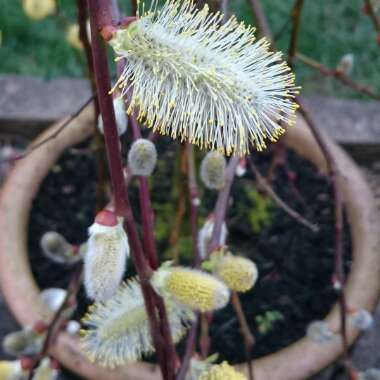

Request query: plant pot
[{"left": 0, "top": 105, "right": 379, "bottom": 380}]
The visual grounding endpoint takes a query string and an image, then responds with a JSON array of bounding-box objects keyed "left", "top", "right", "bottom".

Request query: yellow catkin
[
  {"left": 200, "top": 362, "right": 247, "bottom": 380},
  {"left": 0, "top": 361, "right": 22, "bottom": 380},
  {"left": 22, "top": 0, "right": 55, "bottom": 20},
  {"left": 215, "top": 256, "right": 258, "bottom": 293},
  {"left": 66, "top": 24, "right": 83, "bottom": 50},
  {"left": 155, "top": 267, "right": 230, "bottom": 312}
]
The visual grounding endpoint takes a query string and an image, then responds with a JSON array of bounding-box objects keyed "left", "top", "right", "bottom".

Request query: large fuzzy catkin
[
  {"left": 80, "top": 279, "right": 194, "bottom": 367},
  {"left": 110, "top": 0, "right": 298, "bottom": 156},
  {"left": 151, "top": 265, "right": 230, "bottom": 312},
  {"left": 84, "top": 213, "right": 129, "bottom": 302}
]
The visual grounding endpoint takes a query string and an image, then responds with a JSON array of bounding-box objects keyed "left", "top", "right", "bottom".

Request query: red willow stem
[
  {"left": 129, "top": 114, "right": 178, "bottom": 376},
  {"left": 363, "top": 0, "right": 380, "bottom": 35},
  {"left": 247, "top": 0, "right": 273, "bottom": 42},
  {"left": 288, "top": 0, "right": 304, "bottom": 66},
  {"left": 86, "top": 2, "right": 171, "bottom": 379},
  {"left": 208, "top": 156, "right": 239, "bottom": 253}
]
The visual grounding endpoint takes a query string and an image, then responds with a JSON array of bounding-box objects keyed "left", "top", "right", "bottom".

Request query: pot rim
[{"left": 0, "top": 106, "right": 379, "bottom": 380}]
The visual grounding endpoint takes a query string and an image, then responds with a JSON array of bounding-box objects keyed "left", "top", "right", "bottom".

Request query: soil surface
[{"left": 3, "top": 137, "right": 353, "bottom": 378}]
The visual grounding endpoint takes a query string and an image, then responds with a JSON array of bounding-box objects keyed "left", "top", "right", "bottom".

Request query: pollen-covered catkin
[
  {"left": 22, "top": 0, "right": 55, "bottom": 20},
  {"left": 109, "top": 0, "right": 298, "bottom": 155},
  {"left": 200, "top": 151, "right": 226, "bottom": 190},
  {"left": 152, "top": 265, "right": 230, "bottom": 312},
  {"left": 213, "top": 254, "right": 258, "bottom": 292},
  {"left": 0, "top": 360, "right": 24, "bottom": 380},
  {"left": 98, "top": 97, "right": 128, "bottom": 136},
  {"left": 84, "top": 212, "right": 129, "bottom": 302},
  {"left": 127, "top": 139, "right": 157, "bottom": 176},
  {"left": 80, "top": 279, "right": 194, "bottom": 367},
  {"left": 199, "top": 362, "right": 247, "bottom": 380}
]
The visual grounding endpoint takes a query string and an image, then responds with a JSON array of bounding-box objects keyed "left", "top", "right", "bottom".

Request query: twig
[
  {"left": 247, "top": 0, "right": 273, "bottom": 41},
  {"left": 0, "top": 95, "right": 95, "bottom": 165},
  {"left": 231, "top": 292, "right": 255, "bottom": 380},
  {"left": 248, "top": 158, "right": 319, "bottom": 232},
  {"left": 288, "top": 0, "right": 305, "bottom": 66},
  {"left": 27, "top": 265, "right": 83, "bottom": 380},
  {"left": 363, "top": 0, "right": 380, "bottom": 35},
  {"left": 86, "top": 3, "right": 173, "bottom": 380},
  {"left": 296, "top": 97, "right": 351, "bottom": 375},
  {"left": 296, "top": 53, "right": 380, "bottom": 100}
]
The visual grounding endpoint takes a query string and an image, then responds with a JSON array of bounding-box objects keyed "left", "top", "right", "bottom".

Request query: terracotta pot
[{"left": 0, "top": 106, "right": 379, "bottom": 380}]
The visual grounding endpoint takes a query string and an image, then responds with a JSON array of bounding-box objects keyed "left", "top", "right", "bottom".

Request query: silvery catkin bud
[
  {"left": 198, "top": 215, "right": 228, "bottom": 260},
  {"left": 84, "top": 210, "right": 129, "bottom": 302},
  {"left": 2, "top": 327, "right": 42, "bottom": 356},
  {"left": 40, "top": 232, "right": 82, "bottom": 264},
  {"left": 128, "top": 139, "right": 157, "bottom": 176},
  {"left": 306, "top": 320, "right": 335, "bottom": 343},
  {"left": 151, "top": 264, "right": 230, "bottom": 312},
  {"left": 98, "top": 97, "right": 128, "bottom": 136},
  {"left": 109, "top": 0, "right": 298, "bottom": 155},
  {"left": 336, "top": 53, "right": 354, "bottom": 75},
  {"left": 200, "top": 151, "right": 226, "bottom": 190},
  {"left": 349, "top": 308, "right": 374, "bottom": 330},
  {"left": 22, "top": 0, "right": 55, "bottom": 20}
]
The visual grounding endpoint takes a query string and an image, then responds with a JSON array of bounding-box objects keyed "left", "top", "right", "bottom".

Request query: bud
[
  {"left": 0, "top": 360, "right": 24, "bottom": 380},
  {"left": 40, "top": 288, "right": 74, "bottom": 316},
  {"left": 349, "top": 308, "right": 374, "bottom": 330},
  {"left": 336, "top": 53, "right": 354, "bottom": 76},
  {"left": 200, "top": 151, "right": 226, "bottom": 190},
  {"left": 80, "top": 279, "right": 194, "bottom": 367},
  {"left": 198, "top": 215, "right": 228, "bottom": 260},
  {"left": 40, "top": 231, "right": 83, "bottom": 264},
  {"left": 22, "top": 0, "right": 55, "bottom": 20},
  {"left": 306, "top": 320, "right": 335, "bottom": 343},
  {"left": 2, "top": 327, "right": 42, "bottom": 356},
  {"left": 212, "top": 251, "right": 258, "bottom": 292},
  {"left": 127, "top": 139, "right": 157, "bottom": 176},
  {"left": 98, "top": 97, "right": 128, "bottom": 136},
  {"left": 199, "top": 362, "right": 247, "bottom": 380},
  {"left": 235, "top": 158, "right": 247, "bottom": 177},
  {"left": 32, "top": 358, "right": 58, "bottom": 380},
  {"left": 66, "top": 320, "right": 81, "bottom": 336},
  {"left": 65, "top": 24, "right": 82, "bottom": 50},
  {"left": 151, "top": 264, "right": 230, "bottom": 312},
  {"left": 84, "top": 210, "right": 129, "bottom": 302}
]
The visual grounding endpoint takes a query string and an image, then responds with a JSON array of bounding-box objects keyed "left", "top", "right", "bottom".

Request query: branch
[
  {"left": 0, "top": 95, "right": 95, "bottom": 165},
  {"left": 248, "top": 158, "right": 319, "bottom": 232},
  {"left": 247, "top": 0, "right": 273, "bottom": 41},
  {"left": 296, "top": 53, "right": 380, "bottom": 100},
  {"left": 288, "top": 0, "right": 305, "bottom": 66},
  {"left": 363, "top": 0, "right": 380, "bottom": 36}
]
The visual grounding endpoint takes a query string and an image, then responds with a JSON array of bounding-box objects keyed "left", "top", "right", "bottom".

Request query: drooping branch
[
  {"left": 296, "top": 53, "right": 380, "bottom": 100},
  {"left": 288, "top": 0, "right": 305, "bottom": 66}
]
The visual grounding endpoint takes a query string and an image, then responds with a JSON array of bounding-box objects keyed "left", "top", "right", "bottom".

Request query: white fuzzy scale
[{"left": 110, "top": 0, "right": 298, "bottom": 155}]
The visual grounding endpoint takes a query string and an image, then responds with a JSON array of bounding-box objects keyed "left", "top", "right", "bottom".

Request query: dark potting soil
[{"left": 27, "top": 137, "right": 351, "bottom": 372}]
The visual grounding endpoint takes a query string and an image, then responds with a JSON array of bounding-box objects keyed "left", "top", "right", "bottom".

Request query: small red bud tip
[
  {"left": 287, "top": 171, "right": 297, "bottom": 181},
  {"left": 33, "top": 320, "right": 47, "bottom": 334},
  {"left": 71, "top": 245, "right": 79, "bottom": 256},
  {"left": 50, "top": 358, "right": 60, "bottom": 370},
  {"left": 362, "top": 3, "right": 370, "bottom": 14},
  {"left": 377, "top": 33, "right": 380, "bottom": 45},
  {"left": 100, "top": 25, "right": 117, "bottom": 42},
  {"left": 95, "top": 209, "right": 118, "bottom": 227},
  {"left": 119, "top": 16, "right": 138, "bottom": 28},
  {"left": 20, "top": 357, "right": 34, "bottom": 370}
]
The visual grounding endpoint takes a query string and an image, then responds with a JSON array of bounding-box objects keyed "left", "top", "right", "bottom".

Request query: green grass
[{"left": 1, "top": 0, "right": 379, "bottom": 97}]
